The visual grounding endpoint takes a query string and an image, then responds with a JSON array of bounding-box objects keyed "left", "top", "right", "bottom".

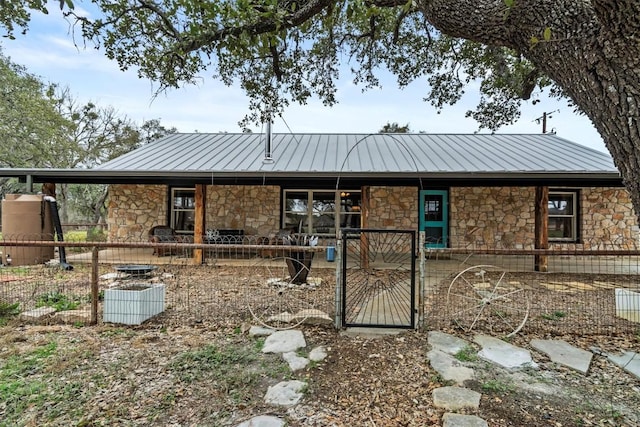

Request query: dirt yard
[
  {"left": 0, "top": 262, "right": 639, "bottom": 425},
  {"left": 0, "top": 321, "right": 638, "bottom": 426}
]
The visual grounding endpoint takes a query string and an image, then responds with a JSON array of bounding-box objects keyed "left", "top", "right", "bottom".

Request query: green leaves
[
  {"left": 530, "top": 27, "right": 552, "bottom": 48},
  {"left": 0, "top": 0, "right": 74, "bottom": 37},
  {"left": 2, "top": 0, "right": 562, "bottom": 132},
  {"left": 0, "top": 49, "right": 72, "bottom": 169}
]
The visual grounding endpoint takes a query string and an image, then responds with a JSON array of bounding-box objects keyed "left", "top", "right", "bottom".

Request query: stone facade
[
  {"left": 106, "top": 184, "right": 639, "bottom": 249},
  {"left": 450, "top": 187, "right": 535, "bottom": 249},
  {"left": 368, "top": 186, "right": 418, "bottom": 229},
  {"left": 106, "top": 184, "right": 280, "bottom": 241},
  {"left": 107, "top": 184, "right": 167, "bottom": 241},
  {"left": 206, "top": 185, "right": 280, "bottom": 236},
  {"left": 573, "top": 187, "right": 639, "bottom": 249},
  {"left": 449, "top": 186, "right": 639, "bottom": 249}
]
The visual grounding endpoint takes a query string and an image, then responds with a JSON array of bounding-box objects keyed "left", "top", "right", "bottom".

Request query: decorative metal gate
[{"left": 339, "top": 229, "right": 416, "bottom": 328}]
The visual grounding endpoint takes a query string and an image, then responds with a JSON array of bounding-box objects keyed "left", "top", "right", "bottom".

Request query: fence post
[
  {"left": 334, "top": 231, "right": 342, "bottom": 329},
  {"left": 193, "top": 184, "right": 206, "bottom": 265},
  {"left": 418, "top": 231, "right": 425, "bottom": 330},
  {"left": 91, "top": 246, "right": 99, "bottom": 325},
  {"left": 535, "top": 186, "right": 549, "bottom": 272},
  {"left": 360, "top": 186, "right": 370, "bottom": 269}
]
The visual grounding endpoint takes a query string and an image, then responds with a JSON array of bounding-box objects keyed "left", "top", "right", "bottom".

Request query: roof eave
[{"left": 0, "top": 168, "right": 624, "bottom": 187}]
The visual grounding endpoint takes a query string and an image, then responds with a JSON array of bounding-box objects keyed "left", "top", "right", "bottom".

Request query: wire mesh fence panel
[
  {"left": 0, "top": 237, "right": 337, "bottom": 329},
  {"left": 1, "top": 235, "right": 639, "bottom": 337},
  {"left": 424, "top": 242, "right": 640, "bottom": 336}
]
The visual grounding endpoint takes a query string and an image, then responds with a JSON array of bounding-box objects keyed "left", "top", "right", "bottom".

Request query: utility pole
[
  {"left": 534, "top": 110, "right": 559, "bottom": 133},
  {"left": 533, "top": 110, "right": 558, "bottom": 271}
]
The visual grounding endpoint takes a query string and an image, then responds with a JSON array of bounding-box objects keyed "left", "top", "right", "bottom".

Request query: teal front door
[{"left": 419, "top": 190, "right": 448, "bottom": 248}]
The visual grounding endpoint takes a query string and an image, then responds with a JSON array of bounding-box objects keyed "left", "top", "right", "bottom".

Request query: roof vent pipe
[{"left": 263, "top": 120, "right": 274, "bottom": 164}]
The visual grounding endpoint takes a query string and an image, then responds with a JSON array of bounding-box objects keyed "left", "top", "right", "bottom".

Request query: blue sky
[{"left": 2, "top": 4, "right": 608, "bottom": 153}]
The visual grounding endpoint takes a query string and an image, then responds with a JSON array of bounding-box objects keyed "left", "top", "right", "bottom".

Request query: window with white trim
[
  {"left": 283, "top": 190, "right": 361, "bottom": 235},
  {"left": 171, "top": 188, "right": 195, "bottom": 234},
  {"left": 548, "top": 190, "right": 578, "bottom": 242}
]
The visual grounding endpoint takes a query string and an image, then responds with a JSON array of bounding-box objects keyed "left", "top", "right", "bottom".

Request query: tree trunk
[
  {"left": 92, "top": 186, "right": 109, "bottom": 227},
  {"left": 423, "top": 0, "right": 640, "bottom": 220},
  {"left": 59, "top": 183, "right": 69, "bottom": 225}
]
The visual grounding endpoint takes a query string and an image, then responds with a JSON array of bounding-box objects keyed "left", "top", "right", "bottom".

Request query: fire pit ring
[{"left": 115, "top": 264, "right": 157, "bottom": 276}]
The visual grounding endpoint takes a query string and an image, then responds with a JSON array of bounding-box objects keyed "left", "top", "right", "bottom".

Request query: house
[{"left": 1, "top": 133, "right": 637, "bottom": 253}]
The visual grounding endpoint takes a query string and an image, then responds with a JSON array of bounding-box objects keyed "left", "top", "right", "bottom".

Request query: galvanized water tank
[{"left": 1, "top": 194, "right": 55, "bottom": 266}]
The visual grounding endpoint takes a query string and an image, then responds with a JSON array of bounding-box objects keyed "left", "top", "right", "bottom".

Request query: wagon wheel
[
  {"left": 447, "top": 265, "right": 530, "bottom": 338},
  {"left": 246, "top": 256, "right": 319, "bottom": 330}
]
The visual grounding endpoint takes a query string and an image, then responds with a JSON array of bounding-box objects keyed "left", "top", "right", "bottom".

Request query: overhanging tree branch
[{"left": 179, "top": 0, "right": 335, "bottom": 52}]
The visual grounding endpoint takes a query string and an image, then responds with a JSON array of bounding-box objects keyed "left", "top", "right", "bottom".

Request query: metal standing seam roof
[
  {"left": 0, "top": 133, "right": 621, "bottom": 184},
  {"left": 97, "top": 132, "right": 618, "bottom": 174}
]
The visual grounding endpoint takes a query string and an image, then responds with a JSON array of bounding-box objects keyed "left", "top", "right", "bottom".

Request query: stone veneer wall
[
  {"left": 449, "top": 186, "right": 639, "bottom": 249},
  {"left": 567, "top": 187, "right": 639, "bottom": 249},
  {"left": 368, "top": 186, "right": 418, "bottom": 229},
  {"left": 107, "top": 184, "right": 167, "bottom": 241},
  {"left": 450, "top": 187, "right": 535, "bottom": 249},
  {"left": 206, "top": 185, "right": 280, "bottom": 235},
  {"left": 106, "top": 184, "right": 639, "bottom": 249},
  {"left": 106, "top": 184, "right": 280, "bottom": 241},
  {"left": 366, "top": 186, "right": 418, "bottom": 253}
]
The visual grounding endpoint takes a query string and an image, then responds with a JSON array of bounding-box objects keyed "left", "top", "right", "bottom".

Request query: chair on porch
[{"left": 148, "top": 225, "right": 190, "bottom": 256}]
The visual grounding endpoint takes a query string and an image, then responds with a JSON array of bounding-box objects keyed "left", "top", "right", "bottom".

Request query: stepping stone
[
  {"left": 309, "top": 346, "right": 328, "bottom": 362},
  {"left": 249, "top": 326, "right": 275, "bottom": 337},
  {"left": 474, "top": 335, "right": 538, "bottom": 369},
  {"left": 432, "top": 386, "right": 481, "bottom": 411},
  {"left": 20, "top": 307, "right": 56, "bottom": 321},
  {"left": 293, "top": 309, "right": 333, "bottom": 326},
  {"left": 531, "top": 339, "right": 593, "bottom": 374},
  {"left": 443, "top": 413, "right": 488, "bottom": 427},
  {"left": 282, "top": 351, "right": 309, "bottom": 371},
  {"left": 262, "top": 330, "right": 306, "bottom": 354},
  {"left": 266, "top": 309, "right": 331, "bottom": 326},
  {"left": 264, "top": 380, "right": 307, "bottom": 406},
  {"left": 236, "top": 415, "right": 285, "bottom": 427},
  {"left": 341, "top": 328, "right": 404, "bottom": 338},
  {"left": 427, "top": 349, "right": 475, "bottom": 385},
  {"left": 428, "top": 331, "right": 470, "bottom": 355},
  {"left": 606, "top": 351, "right": 640, "bottom": 380}
]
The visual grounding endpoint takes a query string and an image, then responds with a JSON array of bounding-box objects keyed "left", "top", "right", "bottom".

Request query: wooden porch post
[
  {"left": 535, "top": 186, "right": 549, "bottom": 272},
  {"left": 193, "top": 184, "right": 206, "bottom": 265},
  {"left": 360, "top": 186, "right": 370, "bottom": 269}
]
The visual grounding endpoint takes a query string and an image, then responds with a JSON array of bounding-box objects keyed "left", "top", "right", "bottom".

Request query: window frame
[
  {"left": 282, "top": 189, "right": 361, "bottom": 235},
  {"left": 170, "top": 187, "right": 196, "bottom": 235},
  {"left": 548, "top": 189, "right": 579, "bottom": 243}
]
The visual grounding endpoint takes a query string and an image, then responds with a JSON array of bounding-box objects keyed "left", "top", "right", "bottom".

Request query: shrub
[
  {"left": 36, "top": 292, "right": 80, "bottom": 311},
  {"left": 86, "top": 227, "right": 107, "bottom": 242}
]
